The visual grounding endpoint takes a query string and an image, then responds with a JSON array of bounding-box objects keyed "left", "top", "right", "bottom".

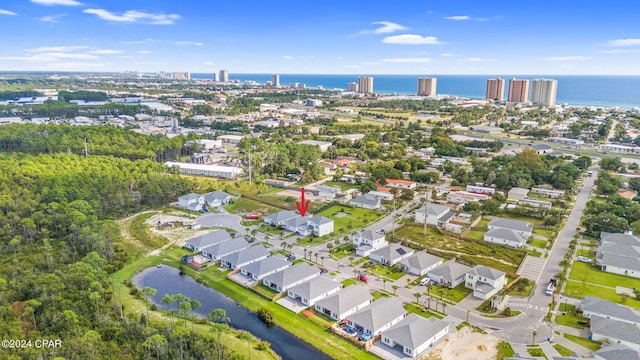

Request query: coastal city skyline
[{"left": 1, "top": 0, "right": 640, "bottom": 74}]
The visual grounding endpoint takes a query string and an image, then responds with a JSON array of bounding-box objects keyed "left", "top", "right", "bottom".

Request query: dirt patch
[
  {"left": 144, "top": 212, "right": 211, "bottom": 256},
  {"left": 425, "top": 326, "right": 499, "bottom": 360}
]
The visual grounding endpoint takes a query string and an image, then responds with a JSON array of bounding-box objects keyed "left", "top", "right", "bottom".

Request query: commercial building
[
  {"left": 508, "top": 78, "right": 529, "bottom": 103},
  {"left": 347, "top": 82, "right": 359, "bottom": 92},
  {"left": 219, "top": 69, "right": 229, "bottom": 83},
  {"left": 271, "top": 74, "right": 280, "bottom": 87},
  {"left": 547, "top": 137, "right": 585, "bottom": 146},
  {"left": 529, "top": 79, "right": 558, "bottom": 106},
  {"left": 358, "top": 76, "right": 374, "bottom": 94},
  {"left": 164, "top": 162, "right": 243, "bottom": 179},
  {"left": 417, "top": 77, "right": 437, "bottom": 96},
  {"left": 486, "top": 78, "right": 505, "bottom": 101}
]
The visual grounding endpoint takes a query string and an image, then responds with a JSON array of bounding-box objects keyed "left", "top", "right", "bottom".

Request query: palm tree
[
  {"left": 441, "top": 301, "right": 447, "bottom": 315},
  {"left": 161, "top": 294, "right": 176, "bottom": 329},
  {"left": 382, "top": 278, "right": 387, "bottom": 291},
  {"left": 392, "top": 285, "right": 399, "bottom": 295},
  {"left": 414, "top": 292, "right": 422, "bottom": 305},
  {"left": 189, "top": 299, "right": 201, "bottom": 331},
  {"left": 141, "top": 286, "right": 157, "bottom": 324},
  {"left": 348, "top": 256, "right": 355, "bottom": 267},
  {"left": 314, "top": 252, "right": 319, "bottom": 263},
  {"left": 320, "top": 256, "right": 325, "bottom": 266},
  {"left": 531, "top": 330, "right": 537, "bottom": 345},
  {"left": 209, "top": 309, "right": 230, "bottom": 360},
  {"left": 239, "top": 331, "right": 253, "bottom": 360},
  {"left": 426, "top": 297, "right": 431, "bottom": 311}
]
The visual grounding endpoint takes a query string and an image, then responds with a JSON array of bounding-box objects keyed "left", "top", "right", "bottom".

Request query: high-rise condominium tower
[
  {"left": 486, "top": 78, "right": 505, "bottom": 101},
  {"left": 347, "top": 82, "right": 359, "bottom": 92},
  {"left": 271, "top": 74, "right": 280, "bottom": 87},
  {"left": 417, "top": 77, "right": 437, "bottom": 96},
  {"left": 529, "top": 79, "right": 558, "bottom": 106},
  {"left": 508, "top": 78, "right": 530, "bottom": 103},
  {"left": 357, "top": 76, "right": 374, "bottom": 94},
  {"left": 219, "top": 69, "right": 229, "bottom": 83}
]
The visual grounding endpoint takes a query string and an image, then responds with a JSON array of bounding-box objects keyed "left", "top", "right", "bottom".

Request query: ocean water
[{"left": 192, "top": 73, "right": 640, "bottom": 109}]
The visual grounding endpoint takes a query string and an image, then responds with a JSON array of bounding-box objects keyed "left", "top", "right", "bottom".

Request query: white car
[
  {"left": 419, "top": 278, "right": 431, "bottom": 286},
  {"left": 577, "top": 256, "right": 591, "bottom": 263}
]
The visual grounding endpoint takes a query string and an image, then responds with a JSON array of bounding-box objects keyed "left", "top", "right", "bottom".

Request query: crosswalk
[{"left": 505, "top": 301, "right": 548, "bottom": 312}]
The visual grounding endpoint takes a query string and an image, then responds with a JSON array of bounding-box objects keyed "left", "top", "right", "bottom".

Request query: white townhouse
[
  {"left": 484, "top": 218, "right": 532, "bottom": 248},
  {"left": 314, "top": 285, "right": 373, "bottom": 321},
  {"left": 287, "top": 276, "right": 342, "bottom": 306},
  {"left": 381, "top": 314, "right": 450, "bottom": 358},
  {"left": 262, "top": 262, "right": 320, "bottom": 292},
  {"left": 346, "top": 298, "right": 407, "bottom": 337},
  {"left": 352, "top": 230, "right": 388, "bottom": 257},
  {"left": 464, "top": 265, "right": 507, "bottom": 300},
  {"left": 414, "top": 203, "right": 452, "bottom": 226}
]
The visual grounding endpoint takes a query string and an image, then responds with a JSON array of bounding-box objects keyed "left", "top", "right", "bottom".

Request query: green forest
[{"left": 0, "top": 124, "right": 257, "bottom": 359}]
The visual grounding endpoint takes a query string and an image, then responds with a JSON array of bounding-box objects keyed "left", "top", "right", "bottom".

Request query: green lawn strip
[
  {"left": 318, "top": 205, "right": 381, "bottom": 233},
  {"left": 508, "top": 280, "right": 535, "bottom": 297},
  {"left": 252, "top": 284, "right": 279, "bottom": 299},
  {"left": 526, "top": 347, "right": 546, "bottom": 358},
  {"left": 500, "top": 214, "right": 544, "bottom": 225},
  {"left": 224, "top": 197, "right": 280, "bottom": 216},
  {"left": 533, "top": 228, "right": 554, "bottom": 238},
  {"left": 468, "top": 230, "right": 485, "bottom": 241},
  {"left": 403, "top": 303, "right": 444, "bottom": 319},
  {"left": 395, "top": 225, "right": 523, "bottom": 274},
  {"left": 563, "top": 280, "right": 640, "bottom": 309},
  {"left": 555, "top": 303, "right": 589, "bottom": 329},
  {"left": 323, "top": 181, "right": 361, "bottom": 192},
  {"left": 113, "top": 247, "right": 378, "bottom": 360},
  {"left": 563, "top": 334, "right": 602, "bottom": 351},
  {"left": 496, "top": 341, "right": 515, "bottom": 359},
  {"left": 553, "top": 343, "right": 574, "bottom": 357},
  {"left": 371, "top": 290, "right": 391, "bottom": 300},
  {"left": 476, "top": 219, "right": 490, "bottom": 228},
  {"left": 526, "top": 248, "right": 543, "bottom": 257},
  {"left": 529, "top": 239, "right": 548, "bottom": 249},
  {"left": 341, "top": 279, "right": 357, "bottom": 287},
  {"left": 569, "top": 261, "right": 640, "bottom": 289},
  {"left": 430, "top": 283, "right": 473, "bottom": 303},
  {"left": 364, "top": 263, "right": 404, "bottom": 281},
  {"left": 331, "top": 245, "right": 355, "bottom": 260},
  {"left": 129, "top": 211, "right": 168, "bottom": 249}
]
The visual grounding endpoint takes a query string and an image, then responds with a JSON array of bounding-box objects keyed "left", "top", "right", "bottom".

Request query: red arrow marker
[{"left": 296, "top": 187, "right": 311, "bottom": 217}]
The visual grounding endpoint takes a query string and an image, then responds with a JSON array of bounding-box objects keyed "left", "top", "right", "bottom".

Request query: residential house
[
  {"left": 287, "top": 276, "right": 342, "bottom": 306},
  {"left": 367, "top": 190, "right": 395, "bottom": 201},
  {"left": 446, "top": 191, "right": 490, "bottom": 205},
  {"left": 285, "top": 216, "right": 312, "bottom": 236},
  {"left": 484, "top": 218, "right": 533, "bottom": 248},
  {"left": 350, "top": 194, "right": 381, "bottom": 210},
  {"left": 427, "top": 261, "right": 473, "bottom": 288},
  {"left": 178, "top": 193, "right": 205, "bottom": 211},
  {"left": 314, "top": 285, "right": 373, "bottom": 321},
  {"left": 369, "top": 244, "right": 415, "bottom": 266},
  {"left": 381, "top": 314, "right": 450, "bottom": 358},
  {"left": 298, "top": 140, "right": 333, "bottom": 152},
  {"left": 346, "top": 298, "right": 407, "bottom": 337},
  {"left": 466, "top": 185, "right": 496, "bottom": 195},
  {"left": 262, "top": 262, "right": 320, "bottom": 292},
  {"left": 352, "top": 230, "right": 388, "bottom": 257},
  {"left": 596, "top": 233, "right": 640, "bottom": 278},
  {"left": 594, "top": 343, "right": 640, "bottom": 360},
  {"left": 264, "top": 210, "right": 299, "bottom": 227},
  {"left": 507, "top": 187, "right": 529, "bottom": 201},
  {"left": 317, "top": 185, "right": 342, "bottom": 194},
  {"left": 530, "top": 187, "right": 566, "bottom": 199},
  {"left": 202, "top": 237, "right": 251, "bottom": 261},
  {"left": 241, "top": 256, "right": 291, "bottom": 281},
  {"left": 414, "top": 203, "right": 453, "bottom": 226},
  {"left": 518, "top": 198, "right": 552, "bottom": 209},
  {"left": 185, "top": 230, "right": 233, "bottom": 252},
  {"left": 308, "top": 216, "right": 334, "bottom": 237},
  {"left": 464, "top": 265, "right": 507, "bottom": 300},
  {"left": 581, "top": 296, "right": 640, "bottom": 325},
  {"left": 384, "top": 179, "right": 417, "bottom": 190},
  {"left": 589, "top": 315, "right": 640, "bottom": 351},
  {"left": 220, "top": 245, "right": 270, "bottom": 269},
  {"left": 399, "top": 252, "right": 444, "bottom": 276},
  {"left": 528, "top": 144, "right": 553, "bottom": 155},
  {"left": 203, "top": 191, "right": 232, "bottom": 208}
]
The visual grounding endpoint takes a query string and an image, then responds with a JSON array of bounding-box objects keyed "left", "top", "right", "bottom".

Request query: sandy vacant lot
[{"left": 425, "top": 326, "right": 499, "bottom": 360}]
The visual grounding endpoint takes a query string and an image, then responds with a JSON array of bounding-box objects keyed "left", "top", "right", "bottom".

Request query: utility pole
[
  {"left": 392, "top": 199, "right": 396, "bottom": 239},
  {"left": 248, "top": 137, "right": 252, "bottom": 187},
  {"left": 83, "top": 137, "right": 89, "bottom": 157}
]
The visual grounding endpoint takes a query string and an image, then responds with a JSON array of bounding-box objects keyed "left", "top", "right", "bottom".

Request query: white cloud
[
  {"left": 0, "top": 52, "right": 97, "bottom": 62},
  {"left": 28, "top": 45, "right": 88, "bottom": 52},
  {"left": 440, "top": 53, "right": 460, "bottom": 57},
  {"left": 88, "top": 49, "right": 123, "bottom": 55},
  {"left": 541, "top": 56, "right": 591, "bottom": 61},
  {"left": 606, "top": 39, "right": 640, "bottom": 47},
  {"left": 381, "top": 57, "right": 431, "bottom": 63},
  {"left": 382, "top": 34, "right": 441, "bottom": 45},
  {"left": 344, "top": 65, "right": 361, "bottom": 68},
  {"left": 600, "top": 49, "right": 640, "bottom": 54},
  {"left": 39, "top": 14, "right": 66, "bottom": 22},
  {"left": 30, "top": 0, "right": 82, "bottom": 5},
  {"left": 361, "top": 62, "right": 382, "bottom": 65},
  {"left": 457, "top": 57, "right": 497, "bottom": 62},
  {"left": 137, "top": 50, "right": 151, "bottom": 54},
  {"left": 204, "top": 61, "right": 215, "bottom": 65},
  {"left": 444, "top": 15, "right": 469, "bottom": 21},
  {"left": 0, "top": 9, "right": 17, "bottom": 15},
  {"left": 371, "top": 21, "right": 407, "bottom": 34},
  {"left": 83, "top": 8, "right": 180, "bottom": 25},
  {"left": 121, "top": 39, "right": 156, "bottom": 44},
  {"left": 281, "top": 55, "right": 294, "bottom": 59},
  {"left": 174, "top": 41, "right": 203, "bottom": 46}
]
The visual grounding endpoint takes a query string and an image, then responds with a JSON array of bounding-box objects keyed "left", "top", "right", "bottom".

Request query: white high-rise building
[
  {"left": 219, "top": 69, "right": 229, "bottom": 83},
  {"left": 529, "top": 79, "right": 558, "bottom": 106},
  {"left": 417, "top": 77, "right": 437, "bottom": 96},
  {"left": 347, "top": 82, "right": 359, "bottom": 92},
  {"left": 357, "top": 76, "right": 374, "bottom": 94},
  {"left": 272, "top": 74, "right": 280, "bottom": 87}
]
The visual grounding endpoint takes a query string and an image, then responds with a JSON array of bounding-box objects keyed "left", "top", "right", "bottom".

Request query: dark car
[{"left": 319, "top": 268, "right": 328, "bottom": 274}]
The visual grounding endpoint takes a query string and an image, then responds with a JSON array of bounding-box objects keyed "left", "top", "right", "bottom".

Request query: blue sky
[{"left": 1, "top": 0, "right": 640, "bottom": 74}]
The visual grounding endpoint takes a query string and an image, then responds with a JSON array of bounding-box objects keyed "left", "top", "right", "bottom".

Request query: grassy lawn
[
  {"left": 555, "top": 304, "right": 589, "bottom": 329},
  {"left": 224, "top": 197, "right": 280, "bottom": 216},
  {"left": 563, "top": 280, "right": 640, "bottom": 309},
  {"left": 526, "top": 248, "right": 543, "bottom": 257},
  {"left": 113, "top": 247, "right": 379, "bottom": 360},
  {"left": 364, "top": 263, "right": 405, "bottom": 281},
  {"left": 476, "top": 219, "right": 490, "bottom": 228},
  {"left": 371, "top": 290, "right": 391, "bottom": 300},
  {"left": 430, "top": 283, "right": 473, "bottom": 304},
  {"left": 569, "top": 261, "right": 640, "bottom": 289},
  {"left": 509, "top": 280, "right": 535, "bottom": 297},
  {"left": 323, "top": 181, "right": 360, "bottom": 192},
  {"left": 563, "top": 334, "right": 602, "bottom": 351},
  {"left": 318, "top": 205, "right": 381, "bottom": 233},
  {"left": 331, "top": 243, "right": 355, "bottom": 260},
  {"left": 252, "top": 284, "right": 280, "bottom": 299},
  {"left": 403, "top": 303, "right": 444, "bottom": 319},
  {"left": 499, "top": 214, "right": 543, "bottom": 225},
  {"left": 341, "top": 279, "right": 357, "bottom": 287},
  {"left": 496, "top": 341, "right": 515, "bottom": 360},
  {"left": 533, "top": 228, "right": 554, "bottom": 238},
  {"left": 256, "top": 193, "right": 296, "bottom": 210},
  {"left": 526, "top": 347, "right": 546, "bottom": 358},
  {"left": 395, "top": 224, "right": 525, "bottom": 274},
  {"left": 529, "top": 239, "right": 548, "bottom": 249},
  {"left": 553, "top": 343, "right": 574, "bottom": 357},
  {"left": 468, "top": 230, "right": 485, "bottom": 241},
  {"left": 258, "top": 224, "right": 284, "bottom": 235}
]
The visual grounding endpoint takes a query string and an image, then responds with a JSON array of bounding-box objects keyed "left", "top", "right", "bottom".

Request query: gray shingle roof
[
  {"left": 485, "top": 228, "right": 527, "bottom": 244},
  {"left": 203, "top": 190, "right": 230, "bottom": 203},
  {"left": 371, "top": 244, "right": 414, "bottom": 262},
  {"left": 264, "top": 210, "right": 299, "bottom": 224},
  {"left": 595, "top": 343, "right": 640, "bottom": 360},
  {"left": 601, "top": 252, "right": 640, "bottom": 272},
  {"left": 309, "top": 216, "right": 333, "bottom": 225},
  {"left": 203, "top": 237, "right": 251, "bottom": 258},
  {"left": 382, "top": 314, "right": 449, "bottom": 349},
  {"left": 590, "top": 315, "right": 640, "bottom": 346},
  {"left": 288, "top": 276, "right": 341, "bottom": 300},
  {"left": 415, "top": 203, "right": 450, "bottom": 216},
  {"left": 220, "top": 244, "right": 269, "bottom": 266},
  {"left": 601, "top": 232, "right": 640, "bottom": 246},
  {"left": 354, "top": 230, "right": 385, "bottom": 242},
  {"left": 508, "top": 187, "right": 529, "bottom": 195},
  {"left": 314, "top": 285, "right": 372, "bottom": 316},
  {"left": 179, "top": 192, "right": 200, "bottom": 201},
  {"left": 488, "top": 218, "right": 531, "bottom": 233},
  {"left": 347, "top": 298, "right": 406, "bottom": 333},
  {"left": 399, "top": 252, "right": 442, "bottom": 271},
  {"left": 241, "top": 256, "right": 290, "bottom": 277},
  {"left": 467, "top": 265, "right": 505, "bottom": 281},
  {"left": 263, "top": 262, "right": 319, "bottom": 289},
  {"left": 428, "top": 261, "right": 473, "bottom": 283},
  {"left": 286, "top": 216, "right": 308, "bottom": 228},
  {"left": 186, "top": 230, "right": 232, "bottom": 249},
  {"left": 582, "top": 296, "right": 640, "bottom": 324},
  {"left": 351, "top": 194, "right": 381, "bottom": 207}
]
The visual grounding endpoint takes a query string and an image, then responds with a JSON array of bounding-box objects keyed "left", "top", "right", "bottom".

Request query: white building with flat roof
[{"left": 165, "top": 162, "right": 243, "bottom": 179}]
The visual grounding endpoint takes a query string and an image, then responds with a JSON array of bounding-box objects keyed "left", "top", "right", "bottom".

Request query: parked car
[
  {"left": 419, "top": 277, "right": 432, "bottom": 286},
  {"left": 286, "top": 254, "right": 296, "bottom": 261},
  {"left": 319, "top": 268, "right": 328, "bottom": 274},
  {"left": 577, "top": 256, "right": 592, "bottom": 263},
  {"left": 358, "top": 275, "right": 369, "bottom": 283}
]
